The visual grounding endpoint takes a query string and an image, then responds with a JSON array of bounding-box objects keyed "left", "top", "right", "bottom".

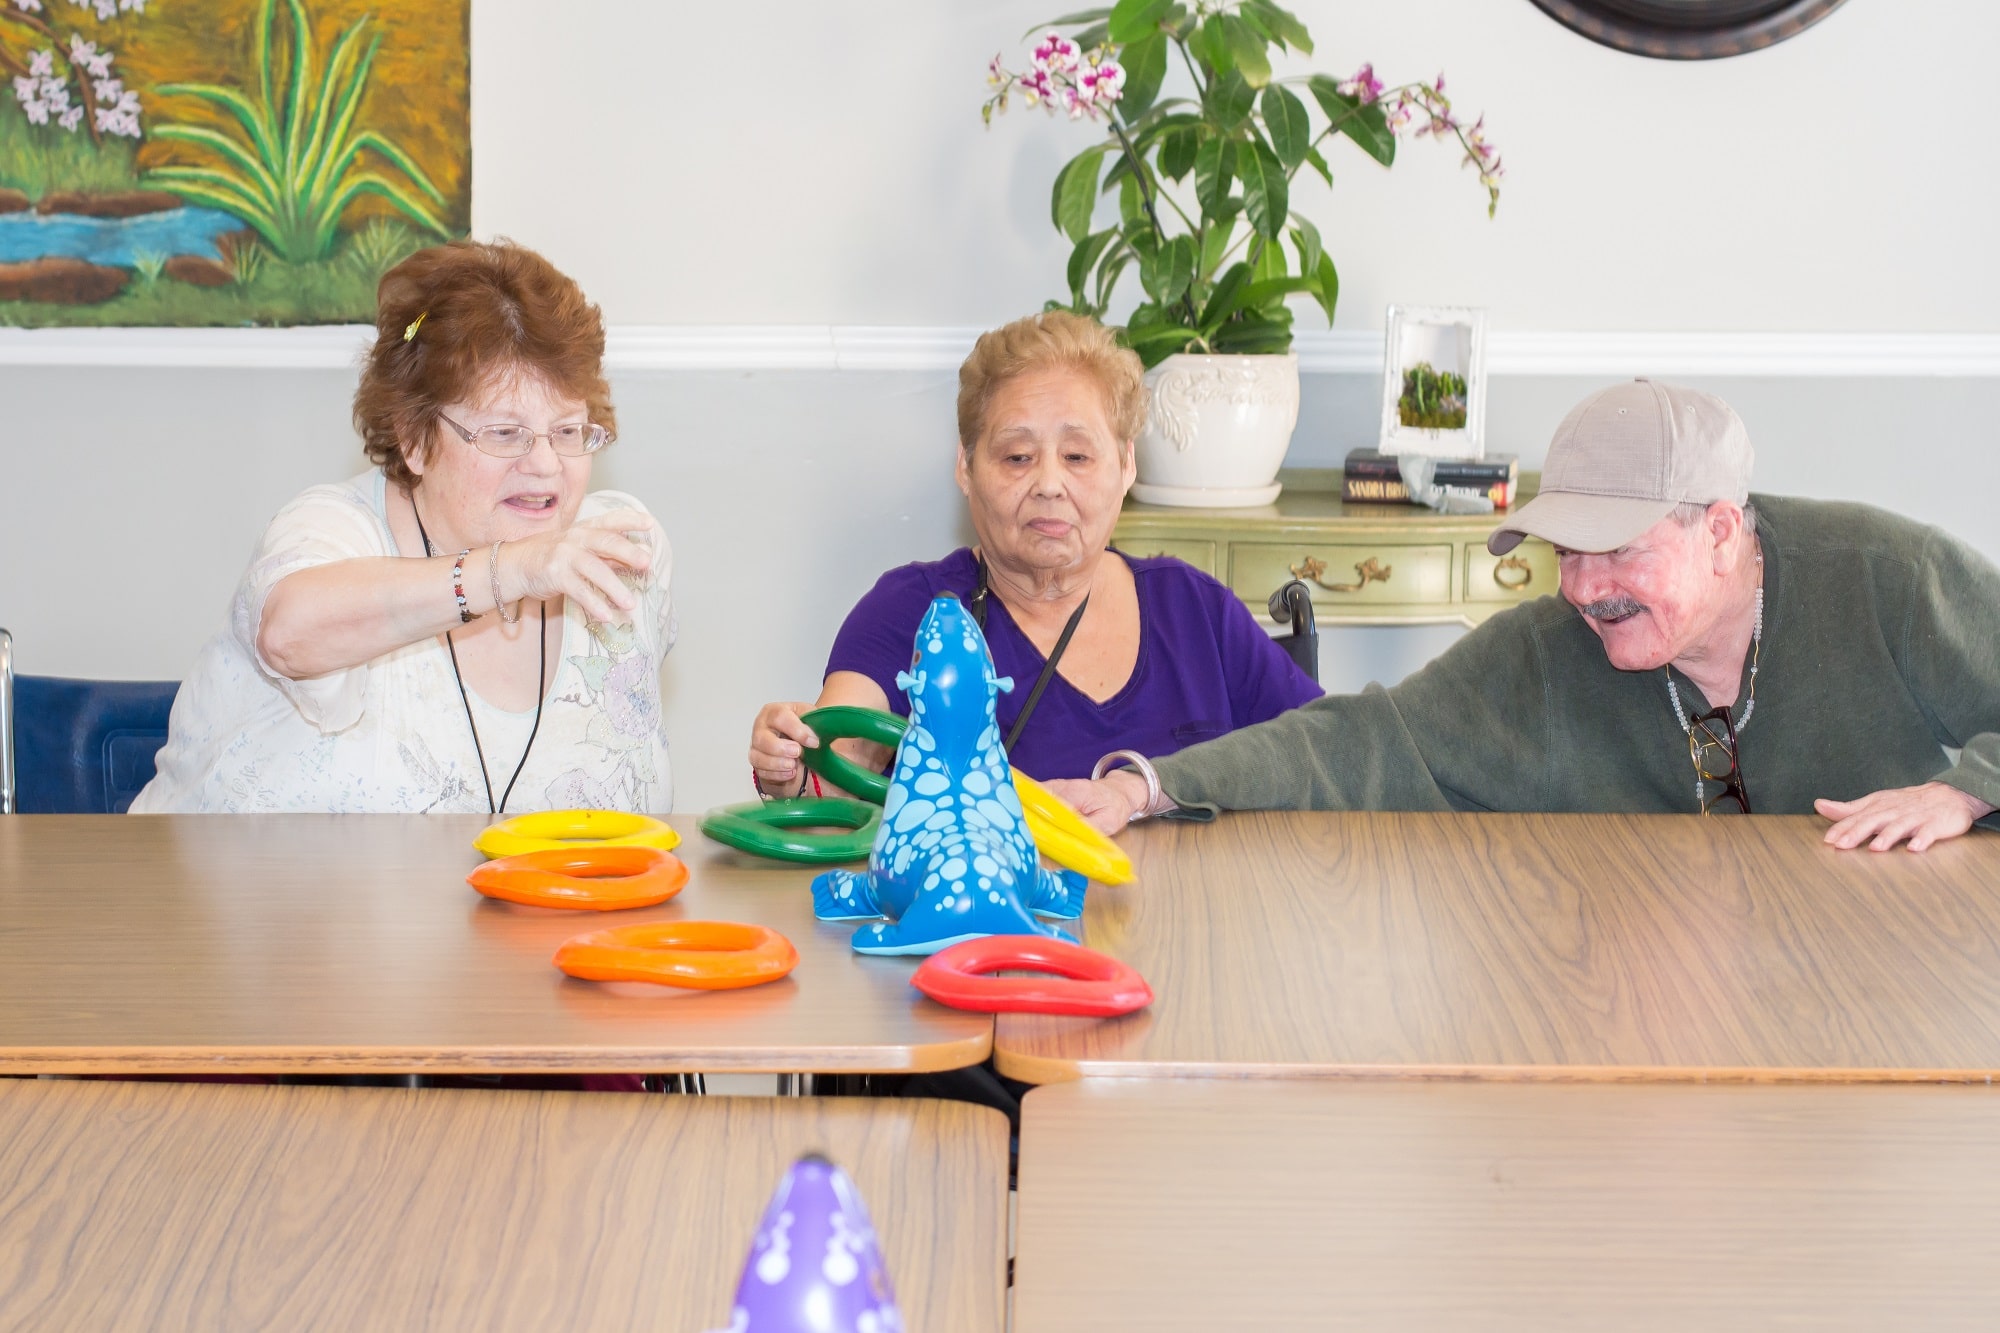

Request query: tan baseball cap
[{"left": 1487, "top": 379, "right": 1754, "bottom": 555}]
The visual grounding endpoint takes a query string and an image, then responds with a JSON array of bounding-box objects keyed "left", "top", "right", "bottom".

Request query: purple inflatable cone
[{"left": 717, "top": 1154, "right": 903, "bottom": 1333}]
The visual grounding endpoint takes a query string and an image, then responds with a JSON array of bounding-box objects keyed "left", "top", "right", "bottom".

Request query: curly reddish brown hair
[{"left": 355, "top": 239, "right": 616, "bottom": 489}]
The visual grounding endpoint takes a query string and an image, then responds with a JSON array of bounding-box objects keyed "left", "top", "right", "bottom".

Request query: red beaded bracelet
[{"left": 450, "top": 549, "right": 480, "bottom": 623}]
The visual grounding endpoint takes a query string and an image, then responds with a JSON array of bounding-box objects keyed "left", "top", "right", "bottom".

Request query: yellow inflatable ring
[
  {"left": 1015, "top": 774, "right": 1134, "bottom": 886},
  {"left": 473, "top": 809, "right": 682, "bottom": 859}
]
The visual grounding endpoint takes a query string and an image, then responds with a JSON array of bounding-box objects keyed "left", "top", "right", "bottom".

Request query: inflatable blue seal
[{"left": 810, "top": 593, "right": 1084, "bottom": 956}]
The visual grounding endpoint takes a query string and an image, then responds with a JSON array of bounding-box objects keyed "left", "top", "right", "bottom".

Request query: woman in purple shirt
[{"left": 748, "top": 311, "right": 1320, "bottom": 791}]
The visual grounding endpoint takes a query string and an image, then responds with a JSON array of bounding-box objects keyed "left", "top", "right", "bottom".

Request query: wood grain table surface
[
  {"left": 1013, "top": 1077, "right": 2000, "bottom": 1332},
  {"left": 995, "top": 811, "right": 2000, "bottom": 1082},
  {"left": 0, "top": 814, "right": 990, "bottom": 1075},
  {"left": 0, "top": 1078, "right": 1006, "bottom": 1333}
]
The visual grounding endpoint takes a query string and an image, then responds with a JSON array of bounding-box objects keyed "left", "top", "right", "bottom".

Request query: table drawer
[
  {"left": 1230, "top": 542, "right": 1455, "bottom": 610},
  {"left": 1121, "top": 538, "right": 1217, "bottom": 576},
  {"left": 1464, "top": 538, "right": 1558, "bottom": 604}
]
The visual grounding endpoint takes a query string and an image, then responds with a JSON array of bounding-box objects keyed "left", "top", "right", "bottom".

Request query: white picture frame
[{"left": 1378, "top": 305, "right": 1489, "bottom": 460}]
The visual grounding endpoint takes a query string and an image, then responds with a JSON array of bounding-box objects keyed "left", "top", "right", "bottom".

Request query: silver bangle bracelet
[
  {"left": 1091, "top": 749, "right": 1163, "bottom": 823},
  {"left": 488, "top": 540, "right": 520, "bottom": 625}
]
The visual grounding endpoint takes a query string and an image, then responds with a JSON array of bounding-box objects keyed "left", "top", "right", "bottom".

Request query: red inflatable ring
[
  {"left": 553, "top": 921, "right": 799, "bottom": 990},
  {"left": 468, "top": 845, "right": 689, "bottom": 911},
  {"left": 911, "top": 935, "right": 1153, "bottom": 1017}
]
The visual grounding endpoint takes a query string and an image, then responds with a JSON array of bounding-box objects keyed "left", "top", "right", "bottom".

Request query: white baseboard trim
[{"left": 3, "top": 324, "right": 1997, "bottom": 376}]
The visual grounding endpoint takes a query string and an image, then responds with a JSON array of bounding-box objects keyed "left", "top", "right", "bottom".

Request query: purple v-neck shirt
[{"left": 825, "top": 548, "right": 1322, "bottom": 781}]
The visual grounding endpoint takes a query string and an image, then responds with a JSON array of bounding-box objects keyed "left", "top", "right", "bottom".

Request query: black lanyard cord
[
  {"left": 413, "top": 498, "right": 547, "bottom": 814},
  {"left": 971, "top": 554, "right": 1089, "bottom": 754}
]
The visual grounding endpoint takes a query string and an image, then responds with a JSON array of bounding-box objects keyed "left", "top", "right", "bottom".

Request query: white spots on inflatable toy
[
  {"left": 755, "top": 1209, "right": 795, "bottom": 1284},
  {"left": 822, "top": 1207, "right": 873, "bottom": 1287},
  {"left": 813, "top": 592, "right": 1086, "bottom": 955}
]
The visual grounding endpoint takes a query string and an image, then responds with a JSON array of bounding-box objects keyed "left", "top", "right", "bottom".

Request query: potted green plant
[{"left": 985, "top": 0, "right": 1502, "bottom": 505}]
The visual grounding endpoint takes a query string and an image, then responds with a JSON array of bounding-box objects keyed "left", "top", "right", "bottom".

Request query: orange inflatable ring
[
  {"left": 553, "top": 921, "right": 800, "bottom": 990},
  {"left": 911, "top": 935, "right": 1153, "bottom": 1017},
  {"left": 468, "top": 845, "right": 689, "bottom": 911}
]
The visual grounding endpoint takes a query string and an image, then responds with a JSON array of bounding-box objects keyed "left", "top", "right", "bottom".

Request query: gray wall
[{"left": 4, "top": 366, "right": 1991, "bottom": 812}]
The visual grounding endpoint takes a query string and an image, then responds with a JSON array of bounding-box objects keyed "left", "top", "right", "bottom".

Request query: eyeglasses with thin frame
[
  {"left": 1688, "top": 705, "right": 1752, "bottom": 815},
  {"left": 439, "top": 412, "right": 612, "bottom": 458}
]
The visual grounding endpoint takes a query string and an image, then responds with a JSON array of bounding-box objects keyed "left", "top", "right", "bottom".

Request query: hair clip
[{"left": 403, "top": 310, "right": 428, "bottom": 342}]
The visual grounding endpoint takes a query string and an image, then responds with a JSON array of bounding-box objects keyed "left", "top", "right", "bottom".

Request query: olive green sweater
[{"left": 1155, "top": 495, "right": 2000, "bottom": 825}]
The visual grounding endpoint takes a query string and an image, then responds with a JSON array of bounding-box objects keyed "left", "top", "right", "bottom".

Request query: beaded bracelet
[{"left": 450, "top": 549, "right": 480, "bottom": 623}]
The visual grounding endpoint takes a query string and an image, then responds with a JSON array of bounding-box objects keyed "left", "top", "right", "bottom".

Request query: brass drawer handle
[
  {"left": 1493, "top": 555, "right": 1533, "bottom": 591},
  {"left": 1290, "top": 555, "right": 1392, "bottom": 593}
]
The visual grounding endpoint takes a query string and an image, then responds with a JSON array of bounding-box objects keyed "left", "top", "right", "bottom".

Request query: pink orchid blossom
[
  {"left": 1032, "top": 31, "right": 1081, "bottom": 74},
  {"left": 1338, "top": 62, "right": 1384, "bottom": 104},
  {"left": 1078, "top": 54, "right": 1125, "bottom": 106}
]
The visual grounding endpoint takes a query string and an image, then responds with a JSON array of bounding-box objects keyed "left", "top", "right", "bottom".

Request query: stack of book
[{"left": 1342, "top": 449, "right": 1519, "bottom": 507}]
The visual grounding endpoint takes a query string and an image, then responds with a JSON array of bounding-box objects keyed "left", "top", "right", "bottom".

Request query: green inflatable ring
[
  {"left": 698, "top": 797, "right": 883, "bottom": 864},
  {"left": 797, "top": 705, "right": 909, "bottom": 805}
]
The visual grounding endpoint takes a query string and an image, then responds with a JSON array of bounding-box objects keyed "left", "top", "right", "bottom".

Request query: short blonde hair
[{"left": 956, "top": 310, "right": 1146, "bottom": 450}]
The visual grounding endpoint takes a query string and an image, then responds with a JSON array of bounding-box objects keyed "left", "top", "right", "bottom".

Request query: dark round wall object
[{"left": 1526, "top": 0, "right": 1849, "bottom": 59}]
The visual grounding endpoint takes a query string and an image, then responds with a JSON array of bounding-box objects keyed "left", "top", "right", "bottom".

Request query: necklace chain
[
  {"left": 1665, "top": 566, "right": 1763, "bottom": 811},
  {"left": 412, "top": 498, "right": 546, "bottom": 814}
]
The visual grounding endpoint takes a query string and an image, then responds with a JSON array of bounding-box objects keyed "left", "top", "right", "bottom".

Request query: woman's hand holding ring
[{"left": 750, "top": 702, "right": 819, "bottom": 797}]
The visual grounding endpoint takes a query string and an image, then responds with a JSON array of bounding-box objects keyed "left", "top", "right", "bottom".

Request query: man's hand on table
[{"left": 1816, "top": 782, "right": 1994, "bottom": 853}]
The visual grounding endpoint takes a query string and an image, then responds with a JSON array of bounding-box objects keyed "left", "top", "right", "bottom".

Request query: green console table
[{"left": 1113, "top": 468, "right": 1552, "bottom": 628}]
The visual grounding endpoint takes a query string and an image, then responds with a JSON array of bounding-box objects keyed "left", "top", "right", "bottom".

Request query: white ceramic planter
[{"left": 1129, "top": 351, "right": 1300, "bottom": 507}]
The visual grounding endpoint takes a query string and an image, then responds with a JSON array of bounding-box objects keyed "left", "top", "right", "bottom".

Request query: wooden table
[
  {"left": 1013, "top": 1077, "right": 2000, "bottom": 1331},
  {"left": 0, "top": 814, "right": 989, "bottom": 1075},
  {"left": 0, "top": 1078, "right": 1007, "bottom": 1333},
  {"left": 995, "top": 811, "right": 2000, "bottom": 1082}
]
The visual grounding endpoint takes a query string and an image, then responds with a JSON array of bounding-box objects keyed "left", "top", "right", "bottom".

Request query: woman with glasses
[{"left": 136, "top": 239, "right": 673, "bottom": 815}]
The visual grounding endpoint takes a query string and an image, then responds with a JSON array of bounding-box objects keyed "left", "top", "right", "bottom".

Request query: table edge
[
  {"left": 994, "top": 1050, "right": 2000, "bottom": 1086},
  {"left": 0, "top": 1030, "right": 993, "bottom": 1077}
]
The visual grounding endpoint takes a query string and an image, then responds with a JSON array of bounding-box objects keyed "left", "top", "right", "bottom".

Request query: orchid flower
[
  {"left": 986, "top": 39, "right": 1124, "bottom": 124},
  {"left": 1337, "top": 62, "right": 1384, "bottom": 105}
]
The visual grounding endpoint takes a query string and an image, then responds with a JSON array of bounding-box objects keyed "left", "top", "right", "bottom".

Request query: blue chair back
[{"left": 1, "top": 632, "right": 178, "bottom": 813}]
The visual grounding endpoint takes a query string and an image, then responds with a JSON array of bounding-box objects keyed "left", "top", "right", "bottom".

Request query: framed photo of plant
[
  {"left": 1, "top": 0, "right": 468, "bottom": 327},
  {"left": 1377, "top": 304, "right": 1488, "bottom": 460}
]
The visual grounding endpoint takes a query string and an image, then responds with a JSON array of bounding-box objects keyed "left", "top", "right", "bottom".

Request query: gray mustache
[{"left": 1581, "top": 595, "right": 1646, "bottom": 620}]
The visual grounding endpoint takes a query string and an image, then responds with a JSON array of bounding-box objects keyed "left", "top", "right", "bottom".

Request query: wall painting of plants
[{"left": 1, "top": 0, "right": 468, "bottom": 326}]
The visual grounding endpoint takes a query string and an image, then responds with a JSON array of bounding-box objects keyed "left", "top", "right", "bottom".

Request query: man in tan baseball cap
[
  {"left": 1048, "top": 378, "right": 2000, "bottom": 853},
  {"left": 1488, "top": 378, "right": 1753, "bottom": 558}
]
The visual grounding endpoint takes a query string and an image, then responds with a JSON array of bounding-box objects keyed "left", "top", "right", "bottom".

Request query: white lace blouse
[{"left": 133, "top": 469, "right": 675, "bottom": 814}]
